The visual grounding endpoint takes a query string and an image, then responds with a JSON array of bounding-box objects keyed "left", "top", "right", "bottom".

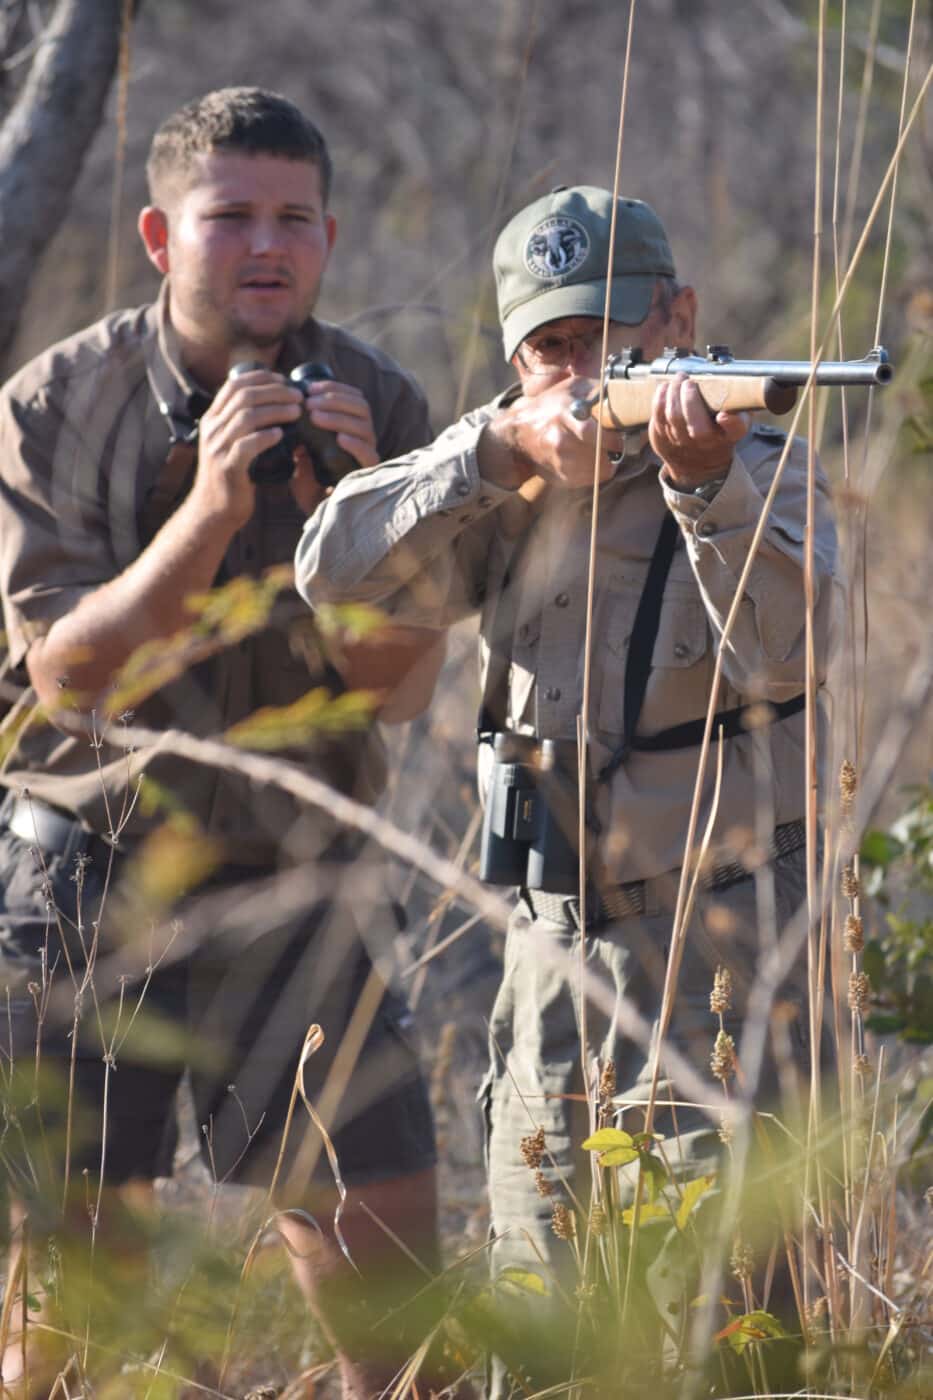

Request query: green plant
[{"left": 861, "top": 783, "right": 933, "bottom": 1045}]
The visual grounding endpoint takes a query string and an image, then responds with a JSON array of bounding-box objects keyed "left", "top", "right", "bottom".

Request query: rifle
[{"left": 569, "top": 344, "right": 893, "bottom": 427}]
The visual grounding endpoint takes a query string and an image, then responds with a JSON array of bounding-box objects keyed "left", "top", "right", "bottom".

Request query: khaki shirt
[
  {"left": 295, "top": 390, "right": 838, "bottom": 882},
  {"left": 0, "top": 286, "right": 430, "bottom": 859}
]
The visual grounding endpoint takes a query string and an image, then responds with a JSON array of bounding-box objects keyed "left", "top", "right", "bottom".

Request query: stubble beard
[{"left": 223, "top": 278, "right": 321, "bottom": 353}]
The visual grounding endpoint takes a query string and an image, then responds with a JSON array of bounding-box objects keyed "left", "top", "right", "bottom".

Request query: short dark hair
[{"left": 146, "top": 87, "right": 333, "bottom": 206}]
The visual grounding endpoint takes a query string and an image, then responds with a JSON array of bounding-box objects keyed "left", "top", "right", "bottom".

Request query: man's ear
[
  {"left": 138, "top": 206, "right": 170, "bottom": 276},
  {"left": 669, "top": 285, "right": 698, "bottom": 347},
  {"left": 324, "top": 212, "right": 337, "bottom": 254}
]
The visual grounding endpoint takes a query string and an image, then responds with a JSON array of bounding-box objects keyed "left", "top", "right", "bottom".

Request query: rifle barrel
[{"left": 609, "top": 346, "right": 893, "bottom": 387}]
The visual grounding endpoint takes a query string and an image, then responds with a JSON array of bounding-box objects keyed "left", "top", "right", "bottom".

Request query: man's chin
[{"left": 227, "top": 312, "right": 306, "bottom": 350}]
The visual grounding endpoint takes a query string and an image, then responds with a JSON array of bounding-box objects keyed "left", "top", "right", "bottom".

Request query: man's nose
[
  {"left": 567, "top": 342, "right": 602, "bottom": 375},
  {"left": 249, "top": 218, "right": 286, "bottom": 255}
]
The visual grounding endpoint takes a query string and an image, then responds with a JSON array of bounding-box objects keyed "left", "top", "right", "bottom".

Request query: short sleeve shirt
[{"left": 0, "top": 286, "right": 431, "bottom": 860}]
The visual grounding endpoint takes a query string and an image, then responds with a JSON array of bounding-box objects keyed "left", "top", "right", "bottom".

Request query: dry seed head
[
  {"left": 710, "top": 965, "right": 733, "bottom": 1016},
  {"left": 730, "top": 1239, "right": 755, "bottom": 1281},
  {"left": 717, "top": 1115, "right": 734, "bottom": 1147},
  {"left": 589, "top": 1203, "right": 609, "bottom": 1237},
  {"left": 853, "top": 1054, "right": 873, "bottom": 1078},
  {"left": 839, "top": 759, "right": 857, "bottom": 810},
  {"left": 711, "top": 1029, "right": 737, "bottom": 1082},
  {"left": 519, "top": 1125, "right": 546, "bottom": 1171},
  {"left": 841, "top": 864, "right": 859, "bottom": 900},
  {"left": 805, "top": 1295, "right": 829, "bottom": 1329},
  {"left": 551, "top": 1201, "right": 576, "bottom": 1240},
  {"left": 848, "top": 971, "right": 871, "bottom": 1015},
  {"left": 843, "top": 913, "right": 864, "bottom": 954},
  {"left": 534, "top": 1168, "right": 554, "bottom": 1199},
  {"left": 598, "top": 1059, "right": 617, "bottom": 1105}
]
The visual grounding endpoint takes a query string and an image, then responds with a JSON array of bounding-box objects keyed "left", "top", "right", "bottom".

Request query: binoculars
[
  {"left": 229, "top": 360, "right": 359, "bottom": 487},
  {"left": 478, "top": 733, "right": 580, "bottom": 893}
]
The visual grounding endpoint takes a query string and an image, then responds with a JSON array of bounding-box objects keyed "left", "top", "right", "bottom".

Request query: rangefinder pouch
[
  {"left": 229, "top": 360, "right": 359, "bottom": 487},
  {"left": 478, "top": 733, "right": 579, "bottom": 893}
]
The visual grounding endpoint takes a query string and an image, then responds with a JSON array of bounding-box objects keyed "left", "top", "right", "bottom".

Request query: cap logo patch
[{"left": 524, "top": 216, "right": 590, "bottom": 281}]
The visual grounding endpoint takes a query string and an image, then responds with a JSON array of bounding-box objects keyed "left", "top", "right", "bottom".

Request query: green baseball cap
[{"left": 493, "top": 186, "right": 676, "bottom": 361}]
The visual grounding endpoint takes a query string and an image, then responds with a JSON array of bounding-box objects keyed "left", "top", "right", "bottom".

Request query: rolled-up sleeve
[{"left": 661, "top": 430, "right": 838, "bottom": 697}]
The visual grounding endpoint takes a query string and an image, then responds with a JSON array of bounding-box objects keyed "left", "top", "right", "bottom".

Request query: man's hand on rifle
[
  {"left": 650, "top": 371, "right": 749, "bottom": 489},
  {"left": 478, "top": 377, "right": 626, "bottom": 490}
]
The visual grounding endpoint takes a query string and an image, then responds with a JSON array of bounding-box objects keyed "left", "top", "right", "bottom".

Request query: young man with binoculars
[{"left": 0, "top": 87, "right": 446, "bottom": 1397}]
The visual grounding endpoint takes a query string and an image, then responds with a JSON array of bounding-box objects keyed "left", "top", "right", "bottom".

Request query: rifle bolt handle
[{"left": 570, "top": 393, "right": 598, "bottom": 421}]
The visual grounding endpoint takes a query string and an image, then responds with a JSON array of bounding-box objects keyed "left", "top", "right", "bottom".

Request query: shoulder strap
[
  {"left": 599, "top": 512, "right": 805, "bottom": 779},
  {"left": 477, "top": 524, "right": 539, "bottom": 737},
  {"left": 138, "top": 438, "right": 198, "bottom": 546},
  {"left": 599, "top": 512, "right": 679, "bottom": 780}
]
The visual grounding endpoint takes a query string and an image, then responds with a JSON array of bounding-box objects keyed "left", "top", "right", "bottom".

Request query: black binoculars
[
  {"left": 229, "top": 360, "right": 359, "bottom": 487},
  {"left": 478, "top": 733, "right": 580, "bottom": 893}
]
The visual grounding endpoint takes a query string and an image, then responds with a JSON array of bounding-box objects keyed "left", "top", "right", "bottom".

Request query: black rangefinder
[{"left": 229, "top": 360, "right": 359, "bottom": 487}]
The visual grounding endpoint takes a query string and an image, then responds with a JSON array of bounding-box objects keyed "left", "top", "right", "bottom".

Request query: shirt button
[
  {"left": 673, "top": 642, "right": 690, "bottom": 659},
  {"left": 544, "top": 686, "right": 561, "bottom": 701},
  {"left": 554, "top": 592, "right": 569, "bottom": 608},
  {"left": 455, "top": 481, "right": 471, "bottom": 497},
  {"left": 478, "top": 495, "right": 493, "bottom": 509},
  {"left": 697, "top": 520, "right": 715, "bottom": 537}
]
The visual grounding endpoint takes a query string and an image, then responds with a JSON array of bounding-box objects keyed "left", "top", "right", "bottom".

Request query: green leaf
[
  {"left": 860, "top": 829, "right": 904, "bottom": 867},
  {"left": 717, "top": 1310, "right": 789, "bottom": 1354},
  {"left": 640, "top": 1153, "right": 669, "bottom": 1199},
  {"left": 865, "top": 1013, "right": 908, "bottom": 1035},
  {"left": 862, "top": 940, "right": 886, "bottom": 991},
  {"left": 675, "top": 1174, "right": 717, "bottom": 1232},
  {"left": 581, "top": 1128, "right": 635, "bottom": 1152},
  {"left": 314, "top": 600, "right": 387, "bottom": 640},
  {"left": 621, "top": 1201, "right": 669, "bottom": 1226},
  {"left": 495, "top": 1267, "right": 548, "bottom": 1298},
  {"left": 600, "top": 1145, "right": 640, "bottom": 1166},
  {"left": 225, "top": 687, "right": 376, "bottom": 750}
]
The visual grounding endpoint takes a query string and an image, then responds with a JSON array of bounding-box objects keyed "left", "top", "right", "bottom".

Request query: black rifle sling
[
  {"left": 477, "top": 525, "right": 537, "bottom": 737},
  {"left": 479, "top": 504, "right": 805, "bottom": 771},
  {"left": 599, "top": 511, "right": 679, "bottom": 780},
  {"left": 599, "top": 509, "right": 805, "bottom": 781}
]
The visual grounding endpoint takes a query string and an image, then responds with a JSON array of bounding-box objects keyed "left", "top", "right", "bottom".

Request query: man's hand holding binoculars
[{"left": 194, "top": 362, "right": 378, "bottom": 527}]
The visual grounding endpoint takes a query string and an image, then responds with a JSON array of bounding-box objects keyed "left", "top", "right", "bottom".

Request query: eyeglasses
[{"left": 516, "top": 327, "right": 605, "bottom": 374}]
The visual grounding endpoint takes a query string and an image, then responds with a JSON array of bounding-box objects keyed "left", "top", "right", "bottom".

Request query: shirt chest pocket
[{"left": 597, "top": 584, "right": 709, "bottom": 736}]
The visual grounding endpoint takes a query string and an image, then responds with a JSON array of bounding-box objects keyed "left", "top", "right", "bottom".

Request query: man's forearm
[{"left": 28, "top": 494, "right": 239, "bottom": 712}]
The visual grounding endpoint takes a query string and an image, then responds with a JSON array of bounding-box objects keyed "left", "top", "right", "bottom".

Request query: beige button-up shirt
[
  {"left": 0, "top": 286, "right": 431, "bottom": 859},
  {"left": 296, "top": 389, "right": 837, "bottom": 883}
]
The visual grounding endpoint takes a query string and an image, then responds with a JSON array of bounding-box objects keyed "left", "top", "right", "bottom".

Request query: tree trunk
[{"left": 0, "top": 0, "right": 129, "bottom": 363}]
